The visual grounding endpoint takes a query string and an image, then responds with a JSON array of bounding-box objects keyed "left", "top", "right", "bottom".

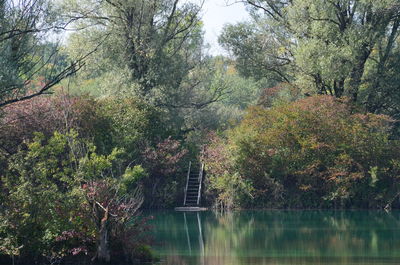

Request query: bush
[
  {"left": 97, "top": 97, "right": 168, "bottom": 157},
  {"left": 141, "top": 137, "right": 188, "bottom": 208},
  {"left": 204, "top": 96, "right": 400, "bottom": 209},
  {"left": 0, "top": 131, "right": 149, "bottom": 263},
  {"left": 202, "top": 132, "right": 255, "bottom": 210},
  {"left": 0, "top": 94, "right": 105, "bottom": 155},
  {"left": 0, "top": 94, "right": 189, "bottom": 208}
]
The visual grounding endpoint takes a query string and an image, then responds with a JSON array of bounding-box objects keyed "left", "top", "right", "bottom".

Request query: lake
[{"left": 147, "top": 210, "right": 400, "bottom": 265}]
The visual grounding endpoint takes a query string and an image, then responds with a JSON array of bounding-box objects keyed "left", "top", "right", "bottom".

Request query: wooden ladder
[{"left": 183, "top": 162, "right": 204, "bottom": 206}]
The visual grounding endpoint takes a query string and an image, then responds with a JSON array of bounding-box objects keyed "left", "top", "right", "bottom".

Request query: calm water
[{"left": 146, "top": 210, "right": 400, "bottom": 265}]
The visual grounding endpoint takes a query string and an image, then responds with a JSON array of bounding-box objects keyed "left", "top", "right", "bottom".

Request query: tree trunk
[
  {"left": 366, "top": 18, "right": 400, "bottom": 112},
  {"left": 150, "top": 178, "right": 160, "bottom": 208},
  {"left": 93, "top": 206, "right": 111, "bottom": 263},
  {"left": 333, "top": 79, "right": 345, "bottom": 98},
  {"left": 347, "top": 46, "right": 371, "bottom": 102}
]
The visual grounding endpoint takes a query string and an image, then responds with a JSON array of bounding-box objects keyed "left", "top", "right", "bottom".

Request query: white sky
[{"left": 200, "top": 0, "right": 250, "bottom": 55}]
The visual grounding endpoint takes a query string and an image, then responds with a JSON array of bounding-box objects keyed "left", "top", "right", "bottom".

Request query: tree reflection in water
[{"left": 148, "top": 210, "right": 400, "bottom": 265}]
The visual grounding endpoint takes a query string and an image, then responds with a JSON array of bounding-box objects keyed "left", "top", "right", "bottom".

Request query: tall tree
[
  {"left": 221, "top": 0, "right": 400, "bottom": 107},
  {"left": 65, "top": 0, "right": 227, "bottom": 135},
  {"left": 65, "top": 0, "right": 208, "bottom": 96},
  {"left": 0, "top": 0, "right": 87, "bottom": 108}
]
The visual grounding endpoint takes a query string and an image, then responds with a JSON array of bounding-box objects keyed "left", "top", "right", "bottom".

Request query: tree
[
  {"left": 65, "top": 0, "right": 206, "bottom": 95},
  {"left": 219, "top": 21, "right": 293, "bottom": 84},
  {"left": 0, "top": 0, "right": 89, "bottom": 108},
  {"left": 221, "top": 0, "right": 400, "bottom": 108},
  {"left": 83, "top": 180, "right": 143, "bottom": 263},
  {"left": 64, "top": 0, "right": 229, "bottom": 137}
]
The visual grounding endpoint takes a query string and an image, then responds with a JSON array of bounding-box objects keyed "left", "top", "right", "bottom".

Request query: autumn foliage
[
  {"left": 0, "top": 95, "right": 185, "bottom": 263},
  {"left": 204, "top": 96, "right": 400, "bottom": 209},
  {"left": 0, "top": 94, "right": 102, "bottom": 154}
]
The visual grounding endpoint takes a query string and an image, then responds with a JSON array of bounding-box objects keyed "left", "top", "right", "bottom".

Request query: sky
[{"left": 200, "top": 0, "right": 250, "bottom": 55}]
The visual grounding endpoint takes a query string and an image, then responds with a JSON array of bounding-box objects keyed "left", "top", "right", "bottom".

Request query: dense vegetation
[
  {"left": 203, "top": 96, "right": 400, "bottom": 210},
  {"left": 1, "top": 0, "right": 400, "bottom": 264}
]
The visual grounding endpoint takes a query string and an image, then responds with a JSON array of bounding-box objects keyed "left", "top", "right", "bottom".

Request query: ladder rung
[{"left": 183, "top": 162, "right": 203, "bottom": 207}]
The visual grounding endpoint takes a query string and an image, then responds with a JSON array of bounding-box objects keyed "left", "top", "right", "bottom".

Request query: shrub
[
  {"left": 0, "top": 131, "right": 148, "bottom": 263},
  {"left": 0, "top": 94, "right": 192, "bottom": 209},
  {"left": 204, "top": 96, "right": 400, "bottom": 209},
  {"left": 141, "top": 137, "right": 188, "bottom": 208},
  {"left": 202, "top": 132, "right": 255, "bottom": 210},
  {"left": 0, "top": 94, "right": 104, "bottom": 155}
]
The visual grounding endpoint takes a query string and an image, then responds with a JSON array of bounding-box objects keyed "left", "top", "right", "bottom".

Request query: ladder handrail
[
  {"left": 197, "top": 163, "right": 204, "bottom": 206},
  {"left": 183, "top": 161, "right": 191, "bottom": 206}
]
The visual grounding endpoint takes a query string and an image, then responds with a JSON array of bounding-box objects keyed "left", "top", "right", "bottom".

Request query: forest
[{"left": 1, "top": 0, "right": 400, "bottom": 264}]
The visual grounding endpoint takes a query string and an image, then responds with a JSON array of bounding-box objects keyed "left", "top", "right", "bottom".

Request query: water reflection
[{"left": 148, "top": 210, "right": 400, "bottom": 265}]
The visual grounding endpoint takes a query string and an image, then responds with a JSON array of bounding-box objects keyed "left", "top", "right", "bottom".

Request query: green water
[{"left": 147, "top": 210, "right": 400, "bottom": 265}]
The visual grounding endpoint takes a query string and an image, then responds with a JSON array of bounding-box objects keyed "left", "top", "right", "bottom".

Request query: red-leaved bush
[
  {"left": 0, "top": 94, "right": 101, "bottom": 154},
  {"left": 140, "top": 137, "right": 188, "bottom": 208}
]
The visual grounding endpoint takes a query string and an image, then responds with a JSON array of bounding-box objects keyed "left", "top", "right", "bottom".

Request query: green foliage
[
  {"left": 62, "top": 0, "right": 233, "bottom": 144},
  {"left": 141, "top": 137, "right": 188, "bottom": 208},
  {"left": 204, "top": 96, "right": 400, "bottom": 209},
  {"left": 4, "top": 0, "right": 400, "bottom": 262},
  {"left": 0, "top": 93, "right": 187, "bottom": 210},
  {"left": 0, "top": 130, "right": 147, "bottom": 262},
  {"left": 202, "top": 133, "right": 256, "bottom": 210},
  {"left": 130, "top": 244, "right": 156, "bottom": 263},
  {"left": 1, "top": 131, "right": 86, "bottom": 260},
  {"left": 120, "top": 166, "right": 148, "bottom": 195},
  {"left": 97, "top": 97, "right": 166, "bottom": 156},
  {"left": 221, "top": 0, "right": 400, "bottom": 113},
  {"left": 0, "top": 0, "right": 82, "bottom": 108},
  {"left": 64, "top": 0, "right": 204, "bottom": 97},
  {"left": 219, "top": 21, "right": 290, "bottom": 84},
  {"left": 209, "top": 172, "right": 254, "bottom": 211}
]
